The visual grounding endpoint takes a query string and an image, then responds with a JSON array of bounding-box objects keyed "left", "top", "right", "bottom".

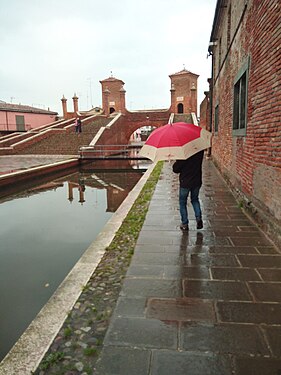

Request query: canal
[{"left": 0, "top": 159, "right": 148, "bottom": 361}]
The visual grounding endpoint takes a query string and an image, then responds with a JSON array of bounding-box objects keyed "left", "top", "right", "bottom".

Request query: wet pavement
[
  {"left": 0, "top": 155, "right": 74, "bottom": 174},
  {"left": 1, "top": 158, "right": 281, "bottom": 375},
  {"left": 95, "top": 160, "right": 281, "bottom": 375}
]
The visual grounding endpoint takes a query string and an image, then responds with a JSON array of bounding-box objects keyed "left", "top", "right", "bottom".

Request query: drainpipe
[
  {"left": 5, "top": 111, "right": 9, "bottom": 131},
  {"left": 209, "top": 56, "right": 214, "bottom": 134},
  {"left": 206, "top": 54, "right": 214, "bottom": 158}
]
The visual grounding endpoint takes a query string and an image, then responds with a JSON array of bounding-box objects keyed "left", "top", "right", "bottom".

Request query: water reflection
[
  {"left": 0, "top": 164, "right": 145, "bottom": 361},
  {"left": 195, "top": 232, "right": 204, "bottom": 246}
]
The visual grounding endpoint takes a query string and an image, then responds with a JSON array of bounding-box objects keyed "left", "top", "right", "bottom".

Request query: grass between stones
[{"left": 33, "top": 161, "right": 163, "bottom": 375}]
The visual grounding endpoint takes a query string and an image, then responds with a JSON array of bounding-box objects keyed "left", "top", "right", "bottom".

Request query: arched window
[
  {"left": 177, "top": 103, "right": 184, "bottom": 113},
  {"left": 109, "top": 107, "right": 115, "bottom": 114}
]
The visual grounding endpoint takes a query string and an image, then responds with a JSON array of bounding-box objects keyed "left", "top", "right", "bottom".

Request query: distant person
[
  {"left": 75, "top": 117, "right": 82, "bottom": 133},
  {"left": 78, "top": 177, "right": 86, "bottom": 192},
  {"left": 172, "top": 150, "right": 204, "bottom": 231}
]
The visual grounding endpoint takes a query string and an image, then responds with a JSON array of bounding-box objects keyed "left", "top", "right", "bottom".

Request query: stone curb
[{"left": 0, "top": 163, "right": 155, "bottom": 375}]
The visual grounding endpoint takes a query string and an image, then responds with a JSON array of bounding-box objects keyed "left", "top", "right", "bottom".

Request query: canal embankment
[
  {"left": 0, "top": 156, "right": 79, "bottom": 198},
  {"left": 0, "top": 161, "right": 158, "bottom": 375}
]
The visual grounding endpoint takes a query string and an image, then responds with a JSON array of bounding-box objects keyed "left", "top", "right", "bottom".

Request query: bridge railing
[{"left": 79, "top": 144, "right": 144, "bottom": 159}]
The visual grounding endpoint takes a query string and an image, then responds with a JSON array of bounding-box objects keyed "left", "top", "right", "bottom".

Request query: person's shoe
[
  {"left": 180, "top": 224, "right": 189, "bottom": 231},
  {"left": 196, "top": 218, "right": 203, "bottom": 229}
]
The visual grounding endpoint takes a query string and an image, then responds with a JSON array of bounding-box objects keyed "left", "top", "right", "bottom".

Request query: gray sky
[{"left": 0, "top": 0, "right": 216, "bottom": 115}]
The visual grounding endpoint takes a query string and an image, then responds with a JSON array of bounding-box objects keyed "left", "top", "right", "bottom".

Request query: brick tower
[
  {"left": 169, "top": 68, "right": 199, "bottom": 115},
  {"left": 100, "top": 75, "right": 126, "bottom": 116}
]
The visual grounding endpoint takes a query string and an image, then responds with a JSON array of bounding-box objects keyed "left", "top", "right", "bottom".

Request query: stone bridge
[
  {"left": 0, "top": 68, "right": 197, "bottom": 155},
  {"left": 94, "top": 109, "right": 171, "bottom": 146}
]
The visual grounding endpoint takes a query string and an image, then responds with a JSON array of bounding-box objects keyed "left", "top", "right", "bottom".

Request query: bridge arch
[{"left": 95, "top": 111, "right": 171, "bottom": 146}]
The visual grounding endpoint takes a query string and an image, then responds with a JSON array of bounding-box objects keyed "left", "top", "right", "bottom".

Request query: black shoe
[
  {"left": 196, "top": 218, "right": 203, "bottom": 229},
  {"left": 180, "top": 224, "right": 189, "bottom": 231}
]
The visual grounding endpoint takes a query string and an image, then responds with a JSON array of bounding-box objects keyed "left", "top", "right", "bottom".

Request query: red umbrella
[{"left": 139, "top": 122, "right": 212, "bottom": 162}]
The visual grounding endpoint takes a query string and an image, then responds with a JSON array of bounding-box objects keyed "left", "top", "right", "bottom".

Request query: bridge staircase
[
  {"left": 0, "top": 109, "right": 179, "bottom": 158},
  {"left": 173, "top": 113, "right": 193, "bottom": 123},
  {"left": 0, "top": 118, "right": 73, "bottom": 148},
  {"left": 0, "top": 116, "right": 112, "bottom": 155}
]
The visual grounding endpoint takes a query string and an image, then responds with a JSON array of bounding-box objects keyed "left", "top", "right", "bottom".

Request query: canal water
[{"left": 0, "top": 160, "right": 148, "bottom": 361}]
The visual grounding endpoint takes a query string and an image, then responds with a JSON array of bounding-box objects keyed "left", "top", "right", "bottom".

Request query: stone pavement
[
  {"left": 0, "top": 155, "right": 74, "bottom": 174},
  {"left": 95, "top": 160, "right": 281, "bottom": 375}
]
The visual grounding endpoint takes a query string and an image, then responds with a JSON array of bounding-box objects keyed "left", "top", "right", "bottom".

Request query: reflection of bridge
[
  {"left": 79, "top": 144, "right": 146, "bottom": 160},
  {"left": 66, "top": 168, "right": 144, "bottom": 211}
]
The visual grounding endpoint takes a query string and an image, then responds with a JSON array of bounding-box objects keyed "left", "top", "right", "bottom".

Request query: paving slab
[
  {"left": 94, "top": 346, "right": 151, "bottom": 375},
  {"left": 0, "top": 155, "right": 74, "bottom": 174},
  {"left": 150, "top": 351, "right": 233, "bottom": 375},
  {"left": 180, "top": 322, "right": 270, "bottom": 355},
  {"left": 234, "top": 357, "right": 281, "bottom": 375},
  {"left": 103, "top": 317, "right": 178, "bottom": 349},
  {"left": 96, "top": 159, "right": 281, "bottom": 374}
]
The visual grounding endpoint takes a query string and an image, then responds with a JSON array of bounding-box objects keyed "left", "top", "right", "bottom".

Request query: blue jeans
[{"left": 179, "top": 186, "right": 202, "bottom": 225}]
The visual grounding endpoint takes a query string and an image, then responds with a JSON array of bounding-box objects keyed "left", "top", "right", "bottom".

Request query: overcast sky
[{"left": 0, "top": 0, "right": 217, "bottom": 115}]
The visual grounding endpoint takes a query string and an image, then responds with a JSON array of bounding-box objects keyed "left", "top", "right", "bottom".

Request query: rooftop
[
  {"left": 169, "top": 68, "right": 199, "bottom": 78},
  {"left": 0, "top": 101, "right": 58, "bottom": 115}
]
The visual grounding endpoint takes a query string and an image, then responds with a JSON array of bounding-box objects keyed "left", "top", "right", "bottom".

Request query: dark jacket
[{"left": 172, "top": 150, "right": 204, "bottom": 188}]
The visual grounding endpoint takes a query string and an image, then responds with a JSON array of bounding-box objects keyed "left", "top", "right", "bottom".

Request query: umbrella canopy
[{"left": 139, "top": 122, "right": 212, "bottom": 162}]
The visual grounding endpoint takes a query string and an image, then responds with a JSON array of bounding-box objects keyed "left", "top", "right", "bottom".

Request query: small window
[
  {"left": 233, "top": 59, "right": 249, "bottom": 136},
  {"left": 177, "top": 103, "right": 184, "bottom": 113},
  {"left": 214, "top": 104, "right": 219, "bottom": 133}
]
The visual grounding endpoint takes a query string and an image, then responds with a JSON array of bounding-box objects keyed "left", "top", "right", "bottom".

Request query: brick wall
[
  {"left": 14, "top": 117, "right": 111, "bottom": 155},
  {"left": 209, "top": 0, "right": 281, "bottom": 244},
  {"left": 169, "top": 71, "right": 198, "bottom": 115},
  {"left": 199, "top": 94, "right": 210, "bottom": 130},
  {"left": 100, "top": 77, "right": 126, "bottom": 114},
  {"left": 95, "top": 110, "right": 170, "bottom": 147}
]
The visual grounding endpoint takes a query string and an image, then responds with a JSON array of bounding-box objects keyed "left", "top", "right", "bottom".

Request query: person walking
[
  {"left": 75, "top": 117, "right": 82, "bottom": 133},
  {"left": 172, "top": 150, "right": 204, "bottom": 230}
]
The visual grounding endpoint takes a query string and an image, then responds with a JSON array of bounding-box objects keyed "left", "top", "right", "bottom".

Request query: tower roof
[
  {"left": 169, "top": 68, "right": 199, "bottom": 78},
  {"left": 100, "top": 76, "right": 125, "bottom": 85}
]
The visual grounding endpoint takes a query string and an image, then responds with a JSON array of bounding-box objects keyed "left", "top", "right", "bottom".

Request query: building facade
[
  {"left": 98, "top": 70, "right": 199, "bottom": 116},
  {"left": 206, "top": 0, "right": 281, "bottom": 244},
  {"left": 100, "top": 76, "right": 126, "bottom": 116},
  {"left": 0, "top": 102, "right": 58, "bottom": 132},
  {"left": 169, "top": 69, "right": 198, "bottom": 115}
]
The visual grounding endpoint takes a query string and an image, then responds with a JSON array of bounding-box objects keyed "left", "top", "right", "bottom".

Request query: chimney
[
  {"left": 72, "top": 93, "right": 79, "bottom": 114},
  {"left": 119, "top": 85, "right": 126, "bottom": 113},
  {"left": 61, "top": 95, "right": 67, "bottom": 119}
]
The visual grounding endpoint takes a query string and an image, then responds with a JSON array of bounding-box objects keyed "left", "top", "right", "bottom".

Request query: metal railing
[{"left": 79, "top": 144, "right": 146, "bottom": 160}]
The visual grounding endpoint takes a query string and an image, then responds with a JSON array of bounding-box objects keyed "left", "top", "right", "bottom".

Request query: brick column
[
  {"left": 119, "top": 86, "right": 126, "bottom": 113},
  {"left": 61, "top": 95, "right": 67, "bottom": 119},
  {"left": 190, "top": 83, "right": 197, "bottom": 115},
  {"left": 103, "top": 87, "right": 110, "bottom": 116},
  {"left": 72, "top": 93, "right": 79, "bottom": 114},
  {"left": 67, "top": 182, "right": 74, "bottom": 202},
  {"left": 170, "top": 84, "right": 176, "bottom": 113}
]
